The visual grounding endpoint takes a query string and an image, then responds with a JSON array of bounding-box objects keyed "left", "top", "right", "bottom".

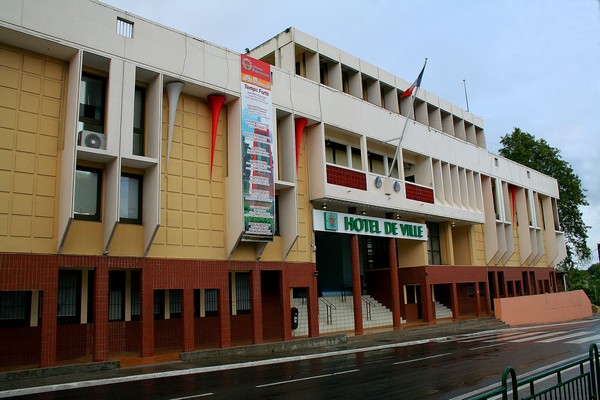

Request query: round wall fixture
[
  {"left": 393, "top": 181, "right": 401, "bottom": 192},
  {"left": 374, "top": 176, "right": 383, "bottom": 188}
]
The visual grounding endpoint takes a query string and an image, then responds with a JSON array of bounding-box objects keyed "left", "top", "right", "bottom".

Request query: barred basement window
[
  {"left": 154, "top": 290, "right": 164, "bottom": 320},
  {"left": 108, "top": 271, "right": 125, "bottom": 321},
  {"left": 235, "top": 272, "right": 251, "bottom": 314},
  {"left": 0, "top": 291, "right": 30, "bottom": 327},
  {"left": 131, "top": 271, "right": 141, "bottom": 320},
  {"left": 170, "top": 290, "right": 182, "bottom": 318},
  {"left": 205, "top": 289, "right": 219, "bottom": 316},
  {"left": 116, "top": 17, "right": 134, "bottom": 38},
  {"left": 58, "top": 270, "right": 81, "bottom": 324}
]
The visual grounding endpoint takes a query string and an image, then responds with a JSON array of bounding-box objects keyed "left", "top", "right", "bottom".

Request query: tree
[{"left": 499, "top": 128, "right": 590, "bottom": 267}]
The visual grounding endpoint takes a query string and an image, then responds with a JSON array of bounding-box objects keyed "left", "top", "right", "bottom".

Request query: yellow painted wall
[
  {"left": 0, "top": 44, "right": 64, "bottom": 254},
  {"left": 453, "top": 225, "right": 472, "bottom": 265},
  {"left": 61, "top": 220, "right": 104, "bottom": 255},
  {"left": 472, "top": 224, "right": 487, "bottom": 265},
  {"left": 506, "top": 224, "right": 522, "bottom": 267},
  {"left": 148, "top": 93, "right": 226, "bottom": 259}
]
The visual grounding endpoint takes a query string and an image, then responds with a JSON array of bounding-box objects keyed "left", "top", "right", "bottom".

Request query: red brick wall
[
  {"left": 231, "top": 314, "right": 252, "bottom": 344},
  {"left": 154, "top": 319, "right": 182, "bottom": 349},
  {"left": 0, "top": 326, "right": 40, "bottom": 368},
  {"left": 0, "top": 254, "right": 317, "bottom": 366},
  {"left": 108, "top": 321, "right": 141, "bottom": 353},
  {"left": 326, "top": 164, "right": 367, "bottom": 190},
  {"left": 405, "top": 182, "right": 434, "bottom": 204},
  {"left": 195, "top": 316, "right": 220, "bottom": 347},
  {"left": 56, "top": 324, "right": 89, "bottom": 361}
]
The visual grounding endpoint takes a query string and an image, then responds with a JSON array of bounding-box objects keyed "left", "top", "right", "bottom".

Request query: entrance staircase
[
  {"left": 434, "top": 300, "right": 453, "bottom": 319},
  {"left": 292, "top": 295, "right": 403, "bottom": 337}
]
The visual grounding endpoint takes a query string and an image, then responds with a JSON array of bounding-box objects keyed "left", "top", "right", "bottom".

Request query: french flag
[{"left": 400, "top": 60, "right": 427, "bottom": 99}]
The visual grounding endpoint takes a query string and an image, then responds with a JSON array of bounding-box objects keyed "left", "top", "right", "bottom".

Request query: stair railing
[
  {"left": 362, "top": 296, "right": 377, "bottom": 321},
  {"left": 319, "top": 297, "right": 337, "bottom": 325}
]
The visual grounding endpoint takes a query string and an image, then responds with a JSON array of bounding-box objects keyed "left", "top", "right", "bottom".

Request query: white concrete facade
[{"left": 0, "top": 0, "right": 566, "bottom": 267}]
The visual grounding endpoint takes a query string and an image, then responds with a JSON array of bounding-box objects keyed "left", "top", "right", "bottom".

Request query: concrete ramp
[{"left": 494, "top": 290, "right": 592, "bottom": 326}]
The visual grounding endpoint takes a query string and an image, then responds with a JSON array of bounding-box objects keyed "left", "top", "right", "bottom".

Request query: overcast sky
[{"left": 101, "top": 0, "right": 600, "bottom": 265}]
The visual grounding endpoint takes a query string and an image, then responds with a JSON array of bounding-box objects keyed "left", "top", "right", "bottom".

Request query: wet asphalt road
[{"left": 12, "top": 318, "right": 600, "bottom": 400}]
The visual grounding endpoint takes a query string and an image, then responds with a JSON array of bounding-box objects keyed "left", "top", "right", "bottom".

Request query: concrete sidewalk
[{"left": 0, "top": 317, "right": 508, "bottom": 397}]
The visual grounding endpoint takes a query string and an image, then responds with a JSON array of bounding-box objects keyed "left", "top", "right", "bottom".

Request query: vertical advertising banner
[{"left": 240, "top": 55, "right": 274, "bottom": 242}]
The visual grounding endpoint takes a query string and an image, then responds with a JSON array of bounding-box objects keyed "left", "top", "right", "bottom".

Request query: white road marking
[
  {"left": 393, "top": 352, "right": 452, "bottom": 365},
  {"left": 483, "top": 331, "right": 545, "bottom": 342},
  {"left": 538, "top": 331, "right": 593, "bottom": 343},
  {"left": 256, "top": 369, "right": 359, "bottom": 388},
  {"left": 469, "top": 342, "right": 509, "bottom": 351},
  {"left": 509, "top": 331, "right": 567, "bottom": 343},
  {"left": 567, "top": 333, "right": 600, "bottom": 344},
  {"left": 170, "top": 393, "right": 214, "bottom": 399}
]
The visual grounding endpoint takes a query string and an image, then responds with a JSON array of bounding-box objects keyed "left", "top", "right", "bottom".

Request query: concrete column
[
  {"left": 141, "top": 268, "right": 154, "bottom": 357},
  {"left": 219, "top": 283, "right": 231, "bottom": 348},
  {"left": 281, "top": 272, "right": 292, "bottom": 341},
  {"left": 350, "top": 233, "right": 363, "bottom": 335},
  {"left": 451, "top": 283, "right": 460, "bottom": 319},
  {"left": 182, "top": 288, "right": 195, "bottom": 353},
  {"left": 251, "top": 270, "right": 263, "bottom": 345},
  {"left": 492, "top": 271, "right": 500, "bottom": 300},
  {"left": 93, "top": 265, "right": 109, "bottom": 362},
  {"left": 40, "top": 274, "right": 58, "bottom": 367},
  {"left": 308, "top": 270, "right": 320, "bottom": 338},
  {"left": 386, "top": 214, "right": 401, "bottom": 329},
  {"left": 475, "top": 282, "right": 482, "bottom": 316},
  {"left": 484, "top": 280, "right": 492, "bottom": 314},
  {"left": 421, "top": 280, "right": 434, "bottom": 323}
]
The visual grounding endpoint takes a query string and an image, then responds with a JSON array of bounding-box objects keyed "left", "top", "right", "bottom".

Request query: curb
[
  {"left": 181, "top": 334, "right": 347, "bottom": 361},
  {"left": 0, "top": 361, "right": 120, "bottom": 384}
]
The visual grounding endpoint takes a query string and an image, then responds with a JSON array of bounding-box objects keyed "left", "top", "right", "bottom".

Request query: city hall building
[{"left": 0, "top": 1, "right": 566, "bottom": 370}]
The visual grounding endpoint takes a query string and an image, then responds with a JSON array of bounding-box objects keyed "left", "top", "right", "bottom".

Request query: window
[
  {"left": 116, "top": 17, "right": 134, "bottom": 38},
  {"left": 108, "top": 271, "right": 125, "bottom": 321},
  {"left": 0, "top": 291, "right": 30, "bottom": 327},
  {"left": 205, "top": 289, "right": 219, "bottom": 317},
  {"left": 320, "top": 63, "right": 328, "bottom": 85},
  {"left": 74, "top": 166, "right": 102, "bottom": 221},
  {"left": 154, "top": 290, "right": 165, "bottom": 319},
  {"left": 342, "top": 71, "right": 350, "bottom": 94},
  {"left": 351, "top": 148, "right": 362, "bottom": 170},
  {"left": 325, "top": 140, "right": 348, "bottom": 167},
  {"left": 131, "top": 271, "right": 141, "bottom": 320},
  {"left": 133, "top": 86, "right": 146, "bottom": 156},
  {"left": 120, "top": 174, "right": 142, "bottom": 224},
  {"left": 362, "top": 236, "right": 389, "bottom": 270},
  {"left": 491, "top": 179, "right": 500, "bottom": 220},
  {"left": 57, "top": 270, "right": 81, "bottom": 324},
  {"left": 387, "top": 157, "right": 399, "bottom": 178},
  {"left": 368, "top": 152, "right": 385, "bottom": 175},
  {"left": 78, "top": 73, "right": 106, "bottom": 134},
  {"left": 170, "top": 290, "right": 182, "bottom": 318},
  {"left": 232, "top": 272, "right": 251, "bottom": 314},
  {"left": 405, "top": 285, "right": 419, "bottom": 304},
  {"left": 468, "top": 283, "right": 475, "bottom": 297},
  {"left": 427, "top": 222, "right": 441, "bottom": 265}
]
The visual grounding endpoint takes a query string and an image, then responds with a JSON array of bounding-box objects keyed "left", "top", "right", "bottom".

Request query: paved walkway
[{"left": 0, "top": 317, "right": 508, "bottom": 397}]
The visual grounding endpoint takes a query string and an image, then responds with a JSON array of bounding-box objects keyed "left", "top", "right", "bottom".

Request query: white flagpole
[{"left": 388, "top": 58, "right": 427, "bottom": 178}]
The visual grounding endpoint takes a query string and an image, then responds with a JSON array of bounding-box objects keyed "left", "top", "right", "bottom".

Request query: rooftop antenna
[{"left": 463, "top": 79, "right": 470, "bottom": 112}]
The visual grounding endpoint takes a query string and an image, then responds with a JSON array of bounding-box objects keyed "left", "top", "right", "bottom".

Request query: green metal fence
[{"left": 468, "top": 343, "right": 600, "bottom": 399}]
